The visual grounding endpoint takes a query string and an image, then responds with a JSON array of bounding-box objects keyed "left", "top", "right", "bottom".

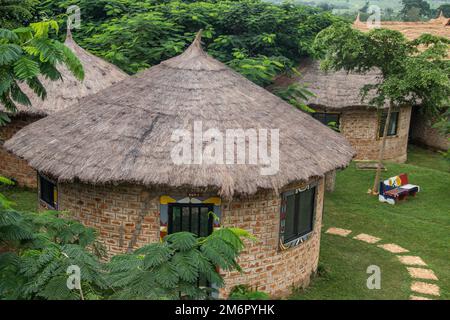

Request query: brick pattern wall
[
  {"left": 219, "top": 178, "right": 324, "bottom": 297},
  {"left": 0, "top": 115, "right": 42, "bottom": 188},
  {"left": 57, "top": 179, "right": 325, "bottom": 297},
  {"left": 340, "top": 106, "right": 412, "bottom": 163},
  {"left": 410, "top": 111, "right": 449, "bottom": 151},
  {"left": 58, "top": 183, "right": 160, "bottom": 255}
]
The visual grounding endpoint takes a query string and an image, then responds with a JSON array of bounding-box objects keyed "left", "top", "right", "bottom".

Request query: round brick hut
[
  {"left": 6, "top": 33, "right": 355, "bottom": 297},
  {"left": 0, "top": 29, "right": 127, "bottom": 188},
  {"left": 276, "top": 59, "right": 412, "bottom": 163}
]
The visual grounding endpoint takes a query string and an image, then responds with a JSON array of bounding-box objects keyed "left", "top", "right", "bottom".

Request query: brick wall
[
  {"left": 410, "top": 110, "right": 449, "bottom": 151},
  {"left": 58, "top": 183, "right": 160, "bottom": 256},
  {"left": 0, "top": 115, "right": 42, "bottom": 188},
  {"left": 340, "top": 106, "right": 412, "bottom": 163},
  {"left": 57, "top": 179, "right": 325, "bottom": 297},
  {"left": 219, "top": 178, "right": 324, "bottom": 297}
]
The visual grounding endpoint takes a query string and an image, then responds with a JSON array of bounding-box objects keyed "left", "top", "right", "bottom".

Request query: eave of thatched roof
[
  {"left": 274, "top": 59, "right": 387, "bottom": 111},
  {"left": 5, "top": 32, "right": 355, "bottom": 198},
  {"left": 0, "top": 29, "right": 128, "bottom": 116}
]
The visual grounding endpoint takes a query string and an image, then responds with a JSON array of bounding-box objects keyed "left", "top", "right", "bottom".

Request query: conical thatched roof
[
  {"left": 0, "top": 29, "right": 128, "bottom": 116},
  {"left": 5, "top": 33, "right": 355, "bottom": 198},
  {"left": 274, "top": 59, "right": 387, "bottom": 110}
]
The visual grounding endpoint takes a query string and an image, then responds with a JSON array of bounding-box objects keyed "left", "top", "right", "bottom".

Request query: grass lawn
[
  {"left": 406, "top": 144, "right": 449, "bottom": 173},
  {"left": 1, "top": 147, "right": 448, "bottom": 300},
  {"left": 292, "top": 147, "right": 450, "bottom": 300},
  {"left": 1, "top": 186, "right": 37, "bottom": 212}
]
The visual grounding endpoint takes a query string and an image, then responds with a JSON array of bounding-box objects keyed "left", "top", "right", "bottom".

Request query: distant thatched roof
[
  {"left": 274, "top": 59, "right": 386, "bottom": 110},
  {"left": 354, "top": 12, "right": 450, "bottom": 40},
  {"left": 353, "top": 12, "right": 450, "bottom": 58},
  {"left": 6, "top": 33, "right": 355, "bottom": 198},
  {"left": 0, "top": 29, "right": 128, "bottom": 116}
]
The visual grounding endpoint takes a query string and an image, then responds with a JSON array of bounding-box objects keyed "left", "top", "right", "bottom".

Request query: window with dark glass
[
  {"left": 312, "top": 112, "right": 340, "bottom": 129},
  {"left": 168, "top": 204, "right": 214, "bottom": 237},
  {"left": 39, "top": 174, "right": 57, "bottom": 208},
  {"left": 282, "top": 186, "right": 316, "bottom": 244},
  {"left": 168, "top": 203, "right": 214, "bottom": 288},
  {"left": 379, "top": 111, "right": 399, "bottom": 137}
]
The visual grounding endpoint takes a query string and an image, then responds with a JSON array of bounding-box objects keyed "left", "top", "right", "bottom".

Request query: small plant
[{"left": 229, "top": 284, "right": 270, "bottom": 300}]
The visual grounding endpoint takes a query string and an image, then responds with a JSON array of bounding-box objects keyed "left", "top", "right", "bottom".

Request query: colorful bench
[{"left": 379, "top": 173, "right": 420, "bottom": 205}]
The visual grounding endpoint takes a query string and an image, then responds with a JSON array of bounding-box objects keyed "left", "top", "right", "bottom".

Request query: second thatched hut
[{"left": 0, "top": 30, "right": 127, "bottom": 187}]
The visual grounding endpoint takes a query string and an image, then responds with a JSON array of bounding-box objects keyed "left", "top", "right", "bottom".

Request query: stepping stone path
[
  {"left": 353, "top": 233, "right": 381, "bottom": 244},
  {"left": 407, "top": 267, "right": 438, "bottom": 281},
  {"left": 377, "top": 243, "right": 409, "bottom": 254},
  {"left": 410, "top": 281, "right": 440, "bottom": 296},
  {"left": 397, "top": 255, "right": 427, "bottom": 266},
  {"left": 410, "top": 295, "right": 432, "bottom": 300},
  {"left": 325, "top": 226, "right": 441, "bottom": 300},
  {"left": 325, "top": 227, "right": 351, "bottom": 237}
]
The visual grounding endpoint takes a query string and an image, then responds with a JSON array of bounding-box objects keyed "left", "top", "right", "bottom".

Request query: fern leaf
[{"left": 14, "top": 57, "right": 39, "bottom": 79}]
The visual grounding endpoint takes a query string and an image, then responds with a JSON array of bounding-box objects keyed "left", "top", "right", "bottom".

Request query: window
[
  {"left": 168, "top": 204, "right": 214, "bottom": 237},
  {"left": 168, "top": 203, "right": 214, "bottom": 289},
  {"left": 379, "top": 111, "right": 399, "bottom": 137},
  {"left": 312, "top": 113, "right": 340, "bottom": 129},
  {"left": 39, "top": 174, "right": 57, "bottom": 209},
  {"left": 280, "top": 186, "right": 316, "bottom": 245}
]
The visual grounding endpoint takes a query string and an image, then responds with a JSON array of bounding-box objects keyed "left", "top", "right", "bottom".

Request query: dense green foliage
[
  {"left": 0, "top": 178, "right": 253, "bottom": 300},
  {"left": 29, "top": 0, "right": 342, "bottom": 86},
  {"left": 0, "top": 0, "right": 36, "bottom": 28},
  {"left": 400, "top": 0, "right": 432, "bottom": 21},
  {"left": 0, "top": 20, "right": 84, "bottom": 123}
]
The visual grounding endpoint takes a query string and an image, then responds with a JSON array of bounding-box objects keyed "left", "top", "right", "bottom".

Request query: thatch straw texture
[
  {"left": 275, "top": 59, "right": 386, "bottom": 110},
  {"left": 0, "top": 30, "right": 127, "bottom": 116},
  {"left": 6, "top": 34, "right": 355, "bottom": 197}
]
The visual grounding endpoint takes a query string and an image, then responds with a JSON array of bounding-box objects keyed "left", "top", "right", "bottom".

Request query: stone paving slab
[
  {"left": 411, "top": 281, "right": 440, "bottom": 296},
  {"left": 407, "top": 267, "right": 438, "bottom": 280},
  {"left": 377, "top": 243, "right": 409, "bottom": 253},
  {"left": 397, "top": 255, "right": 427, "bottom": 266},
  {"left": 410, "top": 295, "right": 432, "bottom": 300},
  {"left": 325, "top": 227, "right": 352, "bottom": 237},
  {"left": 353, "top": 233, "right": 381, "bottom": 244}
]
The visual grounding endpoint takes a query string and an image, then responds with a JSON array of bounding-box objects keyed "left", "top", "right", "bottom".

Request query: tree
[
  {"left": 436, "top": 4, "right": 450, "bottom": 18},
  {"left": 35, "top": 0, "right": 341, "bottom": 84},
  {"left": 313, "top": 22, "right": 450, "bottom": 195},
  {"left": 400, "top": 0, "right": 431, "bottom": 21},
  {"left": 0, "top": 21, "right": 84, "bottom": 124},
  {"left": 0, "top": 182, "right": 254, "bottom": 300}
]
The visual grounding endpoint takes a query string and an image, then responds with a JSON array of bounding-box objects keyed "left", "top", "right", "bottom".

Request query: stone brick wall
[
  {"left": 219, "top": 178, "right": 324, "bottom": 297},
  {"left": 410, "top": 111, "right": 449, "bottom": 151},
  {"left": 58, "top": 183, "right": 160, "bottom": 256},
  {"left": 57, "top": 179, "right": 325, "bottom": 297},
  {"left": 340, "top": 106, "right": 412, "bottom": 163},
  {"left": 0, "top": 115, "right": 42, "bottom": 188}
]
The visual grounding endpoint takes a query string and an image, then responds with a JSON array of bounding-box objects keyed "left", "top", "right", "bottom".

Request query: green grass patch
[
  {"left": 406, "top": 145, "right": 449, "bottom": 173},
  {"left": 293, "top": 147, "right": 450, "bottom": 300},
  {"left": 0, "top": 186, "right": 37, "bottom": 212}
]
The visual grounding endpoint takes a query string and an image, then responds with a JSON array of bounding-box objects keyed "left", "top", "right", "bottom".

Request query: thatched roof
[
  {"left": 5, "top": 32, "right": 355, "bottom": 198},
  {"left": 0, "top": 29, "right": 128, "bottom": 116},
  {"left": 274, "top": 59, "right": 386, "bottom": 110}
]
